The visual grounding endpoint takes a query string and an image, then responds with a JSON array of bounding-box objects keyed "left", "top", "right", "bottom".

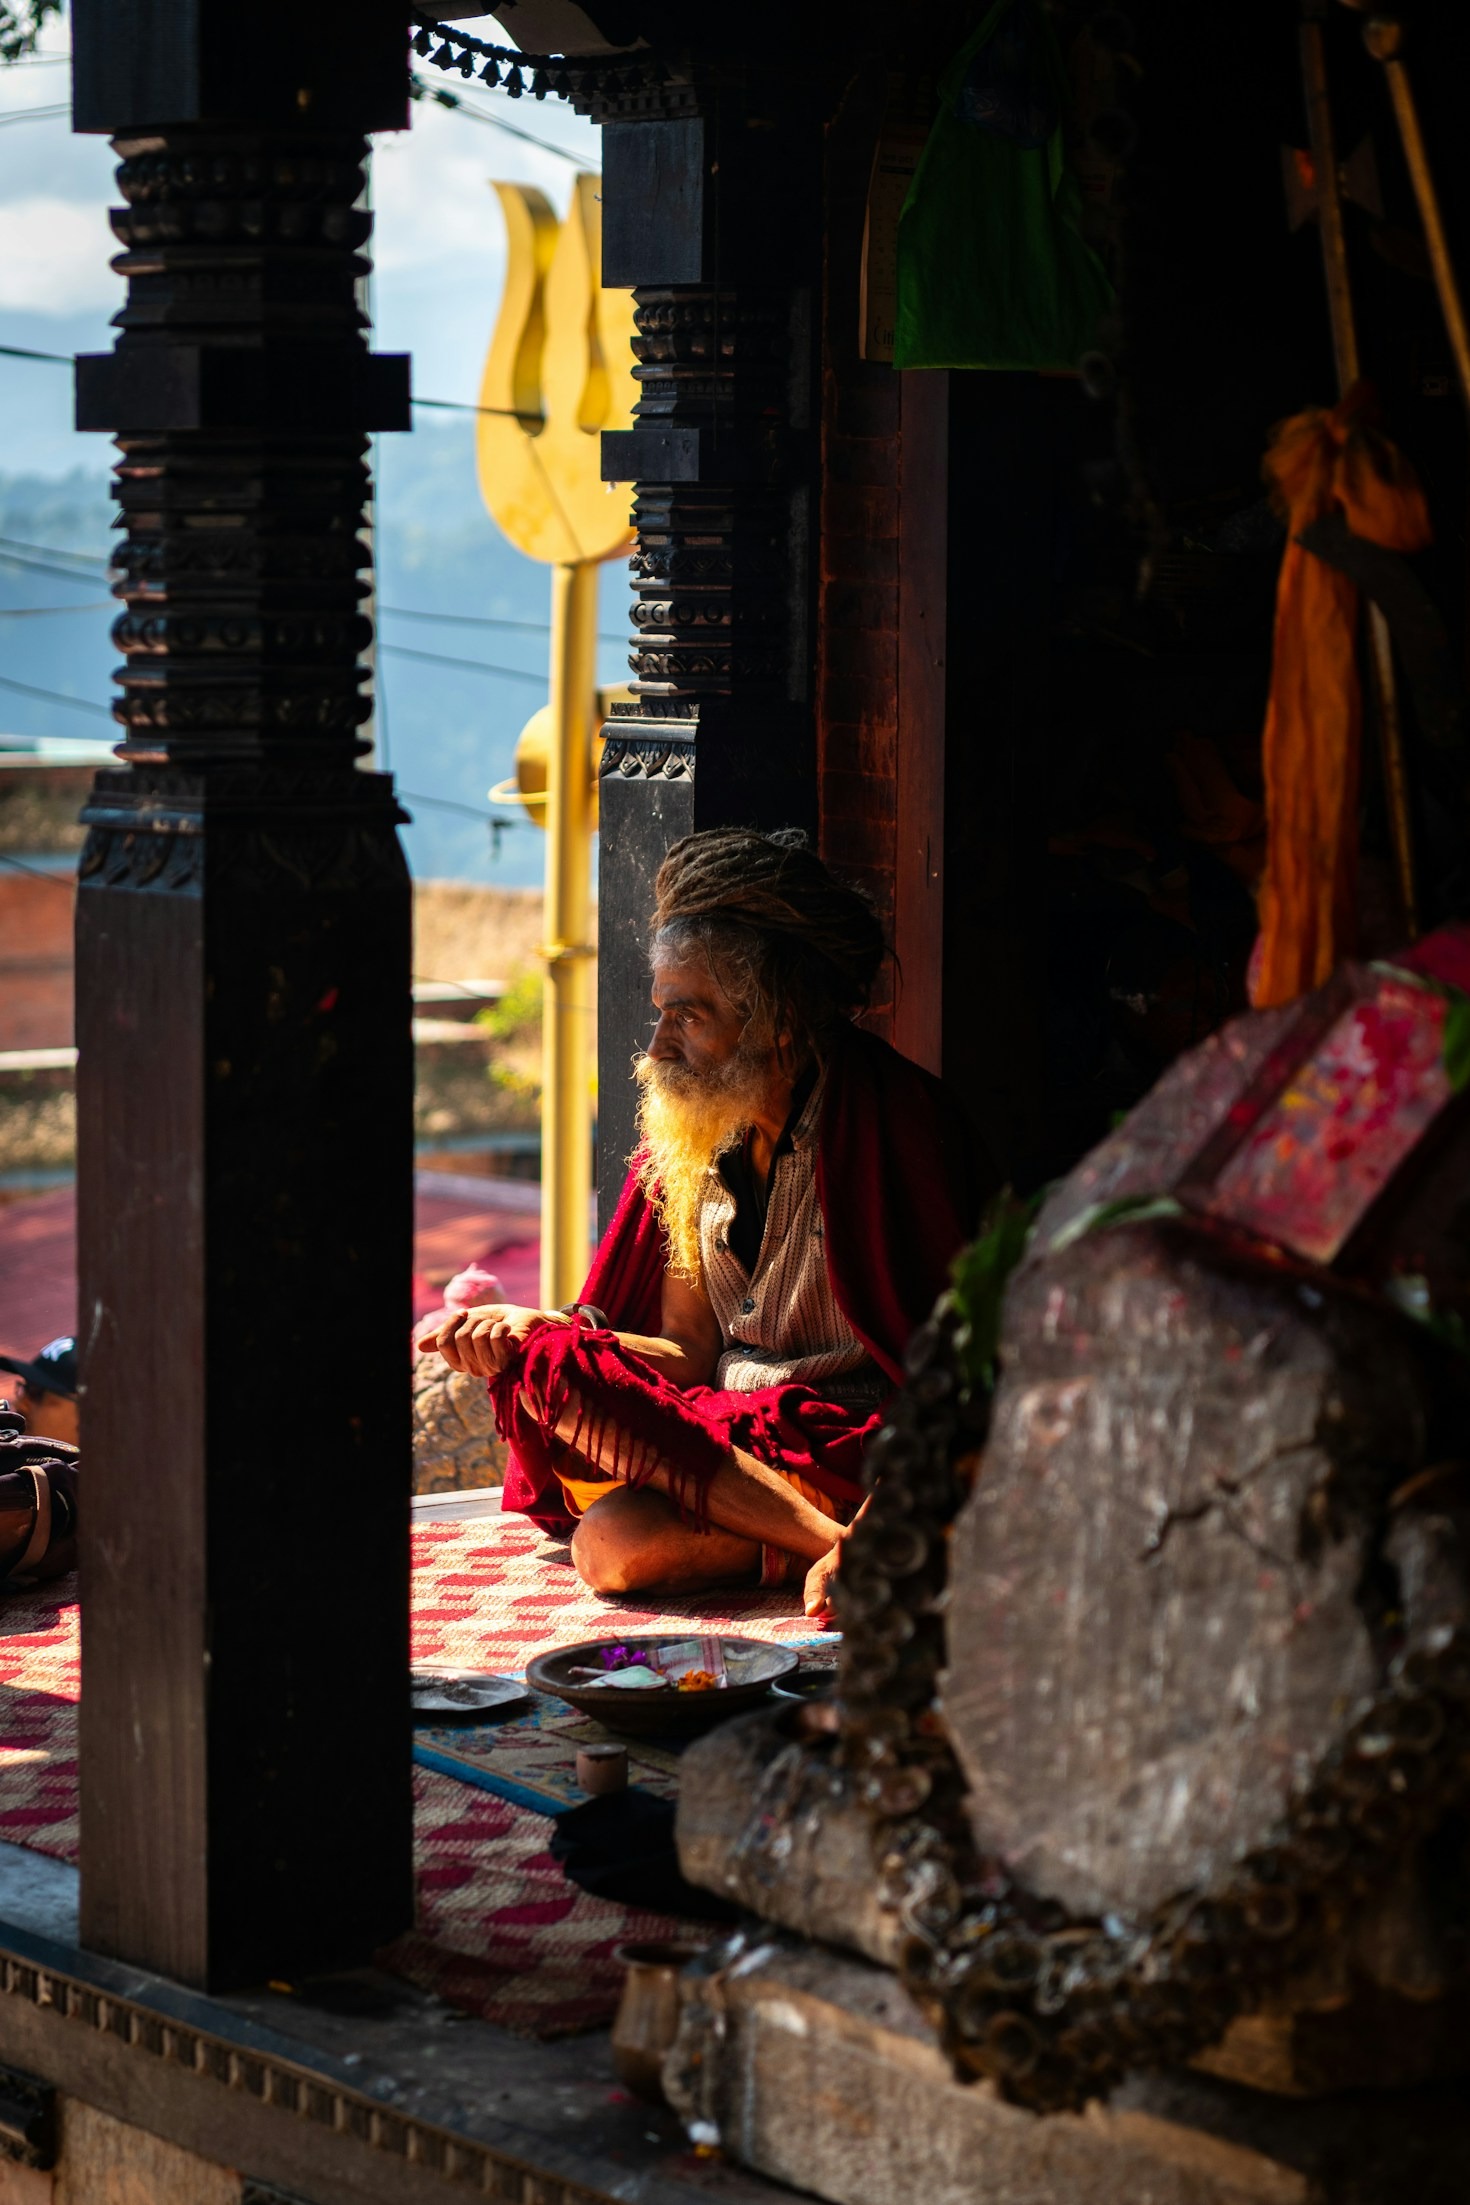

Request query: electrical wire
[
  {"left": 0, "top": 750, "right": 521, "bottom": 838},
  {"left": 379, "top": 641, "right": 545, "bottom": 686},
  {"left": 0, "top": 674, "right": 111, "bottom": 718},
  {"left": 0, "top": 535, "right": 104, "bottom": 568},
  {"left": 0, "top": 601, "right": 111, "bottom": 617},
  {"left": 0, "top": 346, "right": 546, "bottom": 427},
  {"left": 0, "top": 103, "right": 69, "bottom": 126},
  {"left": 0, "top": 550, "right": 108, "bottom": 587},
  {"left": 408, "top": 73, "right": 592, "bottom": 166},
  {"left": 398, "top": 789, "right": 507, "bottom": 821},
  {"left": 411, "top": 395, "right": 542, "bottom": 423},
  {"left": 0, "top": 849, "right": 77, "bottom": 888},
  {"left": 382, "top": 602, "right": 623, "bottom": 644}
]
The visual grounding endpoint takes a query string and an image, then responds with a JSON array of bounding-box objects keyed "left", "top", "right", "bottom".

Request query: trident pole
[
  {"left": 1357, "top": 12, "right": 1470, "bottom": 416},
  {"left": 540, "top": 559, "right": 598, "bottom": 1310}
]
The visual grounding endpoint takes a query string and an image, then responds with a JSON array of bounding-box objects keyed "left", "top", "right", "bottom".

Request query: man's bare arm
[{"left": 417, "top": 1265, "right": 722, "bottom": 1388}]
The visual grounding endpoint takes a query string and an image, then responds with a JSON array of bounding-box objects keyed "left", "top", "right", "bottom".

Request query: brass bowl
[{"left": 526, "top": 1634, "right": 800, "bottom": 1737}]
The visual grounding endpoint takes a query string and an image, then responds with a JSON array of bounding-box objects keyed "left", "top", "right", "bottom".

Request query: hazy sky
[
  {"left": 0, "top": 10, "right": 627, "bottom": 885},
  {"left": 0, "top": 7, "right": 604, "bottom": 478}
]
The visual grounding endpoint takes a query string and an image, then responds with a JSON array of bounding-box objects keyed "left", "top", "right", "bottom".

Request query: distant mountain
[{"left": 0, "top": 420, "right": 631, "bottom": 886}]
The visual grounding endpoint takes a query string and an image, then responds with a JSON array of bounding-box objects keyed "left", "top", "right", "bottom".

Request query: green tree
[{"left": 1, "top": 1, "right": 61, "bottom": 64}]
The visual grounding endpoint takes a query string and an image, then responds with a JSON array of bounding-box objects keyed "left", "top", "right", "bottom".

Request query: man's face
[{"left": 647, "top": 953, "right": 751, "bottom": 1080}]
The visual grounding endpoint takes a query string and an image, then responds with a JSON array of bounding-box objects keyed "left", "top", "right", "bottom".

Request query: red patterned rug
[{"left": 0, "top": 1515, "right": 810, "bottom": 2035}]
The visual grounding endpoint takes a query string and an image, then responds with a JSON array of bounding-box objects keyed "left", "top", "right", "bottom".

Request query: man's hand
[
  {"left": 416, "top": 1303, "right": 568, "bottom": 1380},
  {"left": 802, "top": 1491, "right": 873, "bottom": 1622}
]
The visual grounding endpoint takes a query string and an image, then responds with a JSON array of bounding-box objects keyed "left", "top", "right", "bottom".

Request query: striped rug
[{"left": 0, "top": 1515, "right": 811, "bottom": 2035}]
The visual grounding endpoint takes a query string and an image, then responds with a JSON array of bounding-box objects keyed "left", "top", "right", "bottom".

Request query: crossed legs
[{"left": 530, "top": 1379, "right": 842, "bottom": 1597}]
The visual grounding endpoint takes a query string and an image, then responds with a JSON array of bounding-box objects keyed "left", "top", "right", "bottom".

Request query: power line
[
  {"left": 380, "top": 641, "right": 545, "bottom": 686},
  {"left": 0, "top": 742, "right": 517, "bottom": 831},
  {"left": 411, "top": 395, "right": 542, "bottom": 423},
  {"left": 0, "top": 649, "right": 543, "bottom": 710},
  {"left": 382, "top": 602, "right": 623, "bottom": 645},
  {"left": 0, "top": 850, "right": 77, "bottom": 889},
  {"left": 0, "top": 549, "right": 110, "bottom": 587},
  {"left": 0, "top": 674, "right": 111, "bottom": 718},
  {"left": 399, "top": 789, "right": 506, "bottom": 821},
  {"left": 0, "top": 103, "right": 69, "bottom": 126},
  {"left": 0, "top": 345, "right": 547, "bottom": 429},
  {"left": 0, "top": 601, "right": 110, "bottom": 617},
  {"left": 0, "top": 639, "right": 551, "bottom": 714},
  {"left": 0, "top": 534, "right": 106, "bottom": 569},
  {"left": 408, "top": 73, "right": 592, "bottom": 167}
]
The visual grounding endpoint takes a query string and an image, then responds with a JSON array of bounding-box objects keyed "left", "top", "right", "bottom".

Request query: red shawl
[{"left": 499, "top": 1025, "right": 979, "bottom": 1533}]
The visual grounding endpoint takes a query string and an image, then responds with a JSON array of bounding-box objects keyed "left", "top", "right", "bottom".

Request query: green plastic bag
[{"left": 894, "top": 0, "right": 1114, "bottom": 372}]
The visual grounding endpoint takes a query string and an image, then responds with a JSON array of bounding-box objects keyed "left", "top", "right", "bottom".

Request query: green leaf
[
  {"left": 1385, "top": 1271, "right": 1470, "bottom": 1359},
  {"left": 1045, "top": 1192, "right": 1183, "bottom": 1256},
  {"left": 1442, "top": 994, "right": 1470, "bottom": 1094},
  {"left": 950, "top": 1188, "right": 1041, "bottom": 1394},
  {"left": 0, "top": 1, "right": 61, "bottom": 64}
]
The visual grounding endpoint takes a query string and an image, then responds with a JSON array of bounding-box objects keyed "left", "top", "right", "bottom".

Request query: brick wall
[{"left": 0, "top": 871, "right": 76, "bottom": 1053}]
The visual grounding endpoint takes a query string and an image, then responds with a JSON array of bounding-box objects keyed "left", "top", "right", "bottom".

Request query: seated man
[{"left": 419, "top": 829, "right": 977, "bottom": 1609}]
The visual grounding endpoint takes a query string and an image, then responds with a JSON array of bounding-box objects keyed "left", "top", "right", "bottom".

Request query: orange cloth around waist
[{"left": 555, "top": 1464, "right": 845, "bottom": 1524}]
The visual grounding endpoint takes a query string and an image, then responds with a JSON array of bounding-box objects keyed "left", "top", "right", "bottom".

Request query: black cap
[{"left": 0, "top": 1337, "right": 78, "bottom": 1399}]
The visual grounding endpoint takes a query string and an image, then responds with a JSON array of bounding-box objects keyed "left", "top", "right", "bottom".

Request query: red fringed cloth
[{"left": 496, "top": 1025, "right": 982, "bottom": 1536}]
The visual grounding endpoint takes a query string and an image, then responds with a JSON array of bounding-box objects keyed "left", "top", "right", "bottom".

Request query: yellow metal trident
[{"left": 477, "top": 173, "right": 636, "bottom": 1306}]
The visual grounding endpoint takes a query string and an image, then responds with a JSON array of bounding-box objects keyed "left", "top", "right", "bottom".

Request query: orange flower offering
[{"left": 675, "top": 1669, "right": 719, "bottom": 1693}]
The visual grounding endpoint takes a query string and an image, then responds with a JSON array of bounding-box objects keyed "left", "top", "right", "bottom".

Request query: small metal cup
[{"left": 576, "top": 1741, "right": 628, "bottom": 1795}]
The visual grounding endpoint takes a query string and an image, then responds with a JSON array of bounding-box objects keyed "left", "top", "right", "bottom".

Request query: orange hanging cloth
[{"left": 1251, "top": 385, "right": 1431, "bottom": 1010}]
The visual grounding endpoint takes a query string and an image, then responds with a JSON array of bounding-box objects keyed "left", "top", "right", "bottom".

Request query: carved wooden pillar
[
  {"left": 594, "top": 87, "right": 822, "bottom": 1219},
  {"left": 70, "top": 2, "right": 413, "bottom": 1988}
]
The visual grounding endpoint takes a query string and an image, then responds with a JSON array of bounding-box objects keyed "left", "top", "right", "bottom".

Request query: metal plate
[{"left": 410, "top": 1670, "right": 533, "bottom": 1720}]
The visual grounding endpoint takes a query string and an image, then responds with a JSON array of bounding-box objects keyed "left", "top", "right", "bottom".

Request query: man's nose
[{"left": 647, "top": 1014, "right": 681, "bottom": 1060}]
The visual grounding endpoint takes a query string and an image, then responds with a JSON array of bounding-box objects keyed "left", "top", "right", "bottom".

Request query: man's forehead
[{"left": 650, "top": 952, "right": 721, "bottom": 1006}]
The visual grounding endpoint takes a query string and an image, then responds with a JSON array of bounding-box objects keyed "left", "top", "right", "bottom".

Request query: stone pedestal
[{"left": 664, "top": 1938, "right": 1470, "bottom": 2205}]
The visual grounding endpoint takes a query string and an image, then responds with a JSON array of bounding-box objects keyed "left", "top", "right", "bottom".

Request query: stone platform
[{"left": 664, "top": 1935, "right": 1470, "bottom": 2205}]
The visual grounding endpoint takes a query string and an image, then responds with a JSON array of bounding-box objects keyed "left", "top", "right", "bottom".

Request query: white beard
[{"left": 632, "top": 1042, "right": 774, "bottom": 1282}]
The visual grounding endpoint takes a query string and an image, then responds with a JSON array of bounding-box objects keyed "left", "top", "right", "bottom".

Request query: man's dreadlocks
[{"left": 651, "top": 827, "right": 885, "bottom": 1060}]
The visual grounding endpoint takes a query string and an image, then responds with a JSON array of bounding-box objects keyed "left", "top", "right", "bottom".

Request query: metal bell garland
[{"left": 409, "top": 13, "right": 665, "bottom": 104}]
